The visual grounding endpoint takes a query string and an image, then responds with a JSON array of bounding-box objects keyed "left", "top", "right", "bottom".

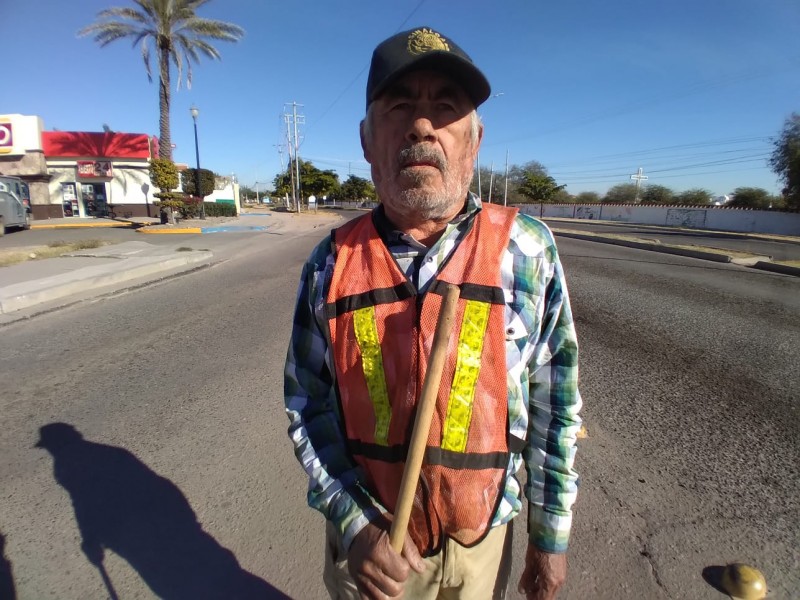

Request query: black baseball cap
[{"left": 366, "top": 27, "right": 491, "bottom": 110}]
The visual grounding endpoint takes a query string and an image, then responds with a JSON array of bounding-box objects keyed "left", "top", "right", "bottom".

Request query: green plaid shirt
[{"left": 284, "top": 193, "right": 581, "bottom": 554}]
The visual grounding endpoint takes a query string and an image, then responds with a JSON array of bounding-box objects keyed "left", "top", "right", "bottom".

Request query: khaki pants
[{"left": 323, "top": 521, "right": 513, "bottom": 600}]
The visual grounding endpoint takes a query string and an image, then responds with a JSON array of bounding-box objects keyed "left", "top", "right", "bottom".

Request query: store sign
[
  {"left": 0, "top": 121, "right": 13, "bottom": 154},
  {"left": 77, "top": 160, "right": 113, "bottom": 178}
]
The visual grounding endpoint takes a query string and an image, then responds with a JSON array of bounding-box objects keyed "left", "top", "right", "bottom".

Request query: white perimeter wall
[{"left": 516, "top": 203, "right": 800, "bottom": 236}]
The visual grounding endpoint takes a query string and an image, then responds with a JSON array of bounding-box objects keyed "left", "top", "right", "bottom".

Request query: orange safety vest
[{"left": 326, "top": 204, "right": 519, "bottom": 555}]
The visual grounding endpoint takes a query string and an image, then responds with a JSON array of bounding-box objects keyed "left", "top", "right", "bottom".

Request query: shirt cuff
[
  {"left": 528, "top": 504, "right": 572, "bottom": 554},
  {"left": 329, "top": 485, "right": 385, "bottom": 550}
]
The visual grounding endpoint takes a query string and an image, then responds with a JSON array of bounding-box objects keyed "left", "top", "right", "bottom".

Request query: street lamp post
[{"left": 190, "top": 105, "right": 205, "bottom": 220}]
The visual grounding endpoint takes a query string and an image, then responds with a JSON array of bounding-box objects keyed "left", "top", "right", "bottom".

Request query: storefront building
[
  {"left": 43, "top": 130, "right": 160, "bottom": 219},
  {"left": 0, "top": 113, "right": 160, "bottom": 220},
  {"left": 0, "top": 114, "right": 50, "bottom": 216}
]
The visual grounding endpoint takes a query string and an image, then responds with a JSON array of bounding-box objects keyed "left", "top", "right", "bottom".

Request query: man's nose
[{"left": 406, "top": 115, "right": 437, "bottom": 144}]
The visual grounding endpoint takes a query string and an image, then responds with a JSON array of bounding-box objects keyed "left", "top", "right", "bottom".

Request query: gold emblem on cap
[{"left": 407, "top": 29, "right": 450, "bottom": 55}]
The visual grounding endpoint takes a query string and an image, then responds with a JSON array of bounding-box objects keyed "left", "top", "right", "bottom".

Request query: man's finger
[{"left": 402, "top": 535, "right": 426, "bottom": 574}]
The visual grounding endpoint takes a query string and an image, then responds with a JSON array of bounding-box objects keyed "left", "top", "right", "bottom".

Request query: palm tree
[{"left": 79, "top": 0, "right": 244, "bottom": 161}]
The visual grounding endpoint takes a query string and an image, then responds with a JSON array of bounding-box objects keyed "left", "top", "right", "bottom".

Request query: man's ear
[
  {"left": 360, "top": 120, "right": 372, "bottom": 163},
  {"left": 473, "top": 121, "right": 484, "bottom": 159}
]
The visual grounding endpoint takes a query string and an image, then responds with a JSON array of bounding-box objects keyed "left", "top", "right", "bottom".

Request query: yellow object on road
[{"left": 720, "top": 563, "right": 767, "bottom": 599}]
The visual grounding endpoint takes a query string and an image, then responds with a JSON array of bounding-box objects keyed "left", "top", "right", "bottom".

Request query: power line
[
  {"left": 306, "top": 0, "right": 427, "bottom": 130},
  {"left": 486, "top": 59, "right": 800, "bottom": 147}
]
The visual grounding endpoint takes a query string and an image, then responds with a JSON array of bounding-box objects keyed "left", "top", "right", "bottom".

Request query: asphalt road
[
  {"left": 0, "top": 227, "right": 797, "bottom": 599},
  {"left": 544, "top": 219, "right": 800, "bottom": 261}
]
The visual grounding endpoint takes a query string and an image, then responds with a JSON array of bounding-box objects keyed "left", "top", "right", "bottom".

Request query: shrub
[
  {"left": 204, "top": 202, "right": 237, "bottom": 217},
  {"left": 181, "top": 196, "right": 202, "bottom": 219}
]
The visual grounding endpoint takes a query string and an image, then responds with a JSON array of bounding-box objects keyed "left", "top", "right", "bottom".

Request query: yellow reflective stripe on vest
[
  {"left": 441, "top": 300, "right": 491, "bottom": 453},
  {"left": 353, "top": 306, "right": 391, "bottom": 446}
]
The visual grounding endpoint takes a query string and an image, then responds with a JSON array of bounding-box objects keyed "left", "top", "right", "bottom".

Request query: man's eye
[{"left": 390, "top": 102, "right": 411, "bottom": 111}]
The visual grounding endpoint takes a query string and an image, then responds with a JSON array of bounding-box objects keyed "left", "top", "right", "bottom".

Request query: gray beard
[{"left": 391, "top": 146, "right": 472, "bottom": 220}]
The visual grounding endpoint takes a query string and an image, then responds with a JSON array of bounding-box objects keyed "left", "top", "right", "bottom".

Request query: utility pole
[
  {"left": 503, "top": 149, "right": 509, "bottom": 206},
  {"left": 283, "top": 112, "right": 295, "bottom": 211},
  {"left": 476, "top": 152, "right": 481, "bottom": 199},
  {"left": 487, "top": 161, "right": 494, "bottom": 203},
  {"left": 293, "top": 102, "right": 304, "bottom": 214},
  {"left": 630, "top": 167, "right": 649, "bottom": 203},
  {"left": 283, "top": 102, "right": 305, "bottom": 213}
]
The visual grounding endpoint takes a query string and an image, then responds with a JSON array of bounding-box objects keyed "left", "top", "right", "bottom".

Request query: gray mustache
[{"left": 397, "top": 145, "right": 446, "bottom": 171}]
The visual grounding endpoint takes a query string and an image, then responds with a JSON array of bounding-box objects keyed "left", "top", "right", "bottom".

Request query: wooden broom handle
[{"left": 389, "top": 283, "right": 461, "bottom": 553}]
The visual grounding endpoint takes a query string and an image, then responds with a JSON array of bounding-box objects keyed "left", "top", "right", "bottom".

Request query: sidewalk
[
  {"left": 0, "top": 209, "right": 345, "bottom": 322},
  {"left": 0, "top": 241, "right": 213, "bottom": 317},
  {"left": 2, "top": 209, "right": 797, "bottom": 323},
  {"left": 28, "top": 213, "right": 270, "bottom": 233}
]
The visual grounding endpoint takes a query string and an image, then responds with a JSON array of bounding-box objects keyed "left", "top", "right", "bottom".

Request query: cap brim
[{"left": 369, "top": 52, "right": 491, "bottom": 109}]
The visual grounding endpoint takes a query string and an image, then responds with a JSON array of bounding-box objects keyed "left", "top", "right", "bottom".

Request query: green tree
[
  {"left": 675, "top": 188, "right": 712, "bottom": 205},
  {"left": 728, "top": 187, "right": 782, "bottom": 209},
  {"left": 507, "top": 161, "right": 548, "bottom": 186},
  {"left": 470, "top": 166, "right": 494, "bottom": 199},
  {"left": 79, "top": 0, "right": 244, "bottom": 161},
  {"left": 517, "top": 173, "right": 566, "bottom": 203},
  {"left": 641, "top": 184, "right": 674, "bottom": 204},
  {"left": 769, "top": 113, "right": 800, "bottom": 209},
  {"left": 575, "top": 191, "right": 601, "bottom": 204},
  {"left": 149, "top": 157, "right": 178, "bottom": 192},
  {"left": 273, "top": 160, "right": 341, "bottom": 203},
  {"left": 505, "top": 161, "right": 548, "bottom": 204},
  {"left": 239, "top": 185, "right": 255, "bottom": 202},
  {"left": 604, "top": 183, "right": 638, "bottom": 203},
  {"left": 340, "top": 175, "right": 376, "bottom": 202},
  {"left": 551, "top": 188, "right": 574, "bottom": 203},
  {"left": 181, "top": 168, "right": 215, "bottom": 197}
]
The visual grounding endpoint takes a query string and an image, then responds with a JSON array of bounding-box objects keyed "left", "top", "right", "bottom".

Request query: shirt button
[
  {"left": 506, "top": 327, "right": 515, "bottom": 336},
  {"left": 426, "top": 256, "right": 434, "bottom": 262}
]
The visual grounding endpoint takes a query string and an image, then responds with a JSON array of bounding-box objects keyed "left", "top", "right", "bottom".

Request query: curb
[
  {"left": 137, "top": 225, "right": 269, "bottom": 235},
  {"left": 0, "top": 252, "right": 213, "bottom": 314},
  {"left": 30, "top": 222, "right": 136, "bottom": 229},
  {"left": 553, "top": 230, "right": 800, "bottom": 276},
  {"left": 751, "top": 261, "right": 800, "bottom": 276},
  {"left": 553, "top": 231, "right": 733, "bottom": 263}
]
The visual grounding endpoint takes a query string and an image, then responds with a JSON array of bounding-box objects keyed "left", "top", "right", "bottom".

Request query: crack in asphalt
[{"left": 637, "top": 536, "right": 670, "bottom": 598}]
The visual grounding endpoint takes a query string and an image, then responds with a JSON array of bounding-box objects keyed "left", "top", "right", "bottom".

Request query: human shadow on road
[
  {"left": 36, "top": 422, "right": 290, "bottom": 600},
  {"left": 0, "top": 532, "right": 16, "bottom": 600}
]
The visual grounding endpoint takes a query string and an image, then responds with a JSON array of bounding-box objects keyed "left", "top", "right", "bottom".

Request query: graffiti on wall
[
  {"left": 666, "top": 208, "right": 707, "bottom": 229},
  {"left": 576, "top": 205, "right": 600, "bottom": 220}
]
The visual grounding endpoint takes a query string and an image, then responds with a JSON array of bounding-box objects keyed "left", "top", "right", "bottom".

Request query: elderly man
[{"left": 285, "top": 27, "right": 582, "bottom": 600}]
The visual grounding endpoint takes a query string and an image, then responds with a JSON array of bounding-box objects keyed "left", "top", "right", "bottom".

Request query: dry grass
[{"left": 0, "top": 239, "right": 109, "bottom": 267}]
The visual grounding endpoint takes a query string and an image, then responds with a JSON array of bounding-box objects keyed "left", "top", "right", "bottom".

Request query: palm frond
[
  {"left": 95, "top": 7, "right": 150, "bottom": 25},
  {"left": 130, "top": 30, "right": 150, "bottom": 48},
  {"left": 186, "top": 0, "right": 214, "bottom": 10},
  {"left": 183, "top": 18, "right": 244, "bottom": 41},
  {"left": 141, "top": 39, "right": 153, "bottom": 82},
  {"left": 81, "top": 24, "right": 142, "bottom": 46},
  {"left": 188, "top": 38, "right": 221, "bottom": 61},
  {"left": 177, "top": 38, "right": 203, "bottom": 63},
  {"left": 172, "top": 50, "right": 185, "bottom": 91},
  {"left": 132, "top": 0, "right": 158, "bottom": 22}
]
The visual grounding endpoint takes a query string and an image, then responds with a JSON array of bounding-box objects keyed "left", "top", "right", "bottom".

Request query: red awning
[{"left": 42, "top": 131, "right": 157, "bottom": 159}]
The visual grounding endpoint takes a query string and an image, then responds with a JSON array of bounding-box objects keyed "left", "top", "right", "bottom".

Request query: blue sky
[{"left": 3, "top": 0, "right": 799, "bottom": 197}]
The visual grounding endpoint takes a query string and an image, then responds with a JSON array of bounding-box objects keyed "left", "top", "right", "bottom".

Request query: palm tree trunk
[{"left": 158, "top": 41, "right": 171, "bottom": 161}]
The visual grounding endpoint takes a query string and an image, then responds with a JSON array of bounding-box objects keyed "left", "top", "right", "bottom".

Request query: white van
[{"left": 0, "top": 176, "right": 31, "bottom": 235}]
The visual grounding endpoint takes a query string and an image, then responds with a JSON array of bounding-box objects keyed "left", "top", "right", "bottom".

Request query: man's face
[{"left": 361, "top": 70, "right": 483, "bottom": 222}]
